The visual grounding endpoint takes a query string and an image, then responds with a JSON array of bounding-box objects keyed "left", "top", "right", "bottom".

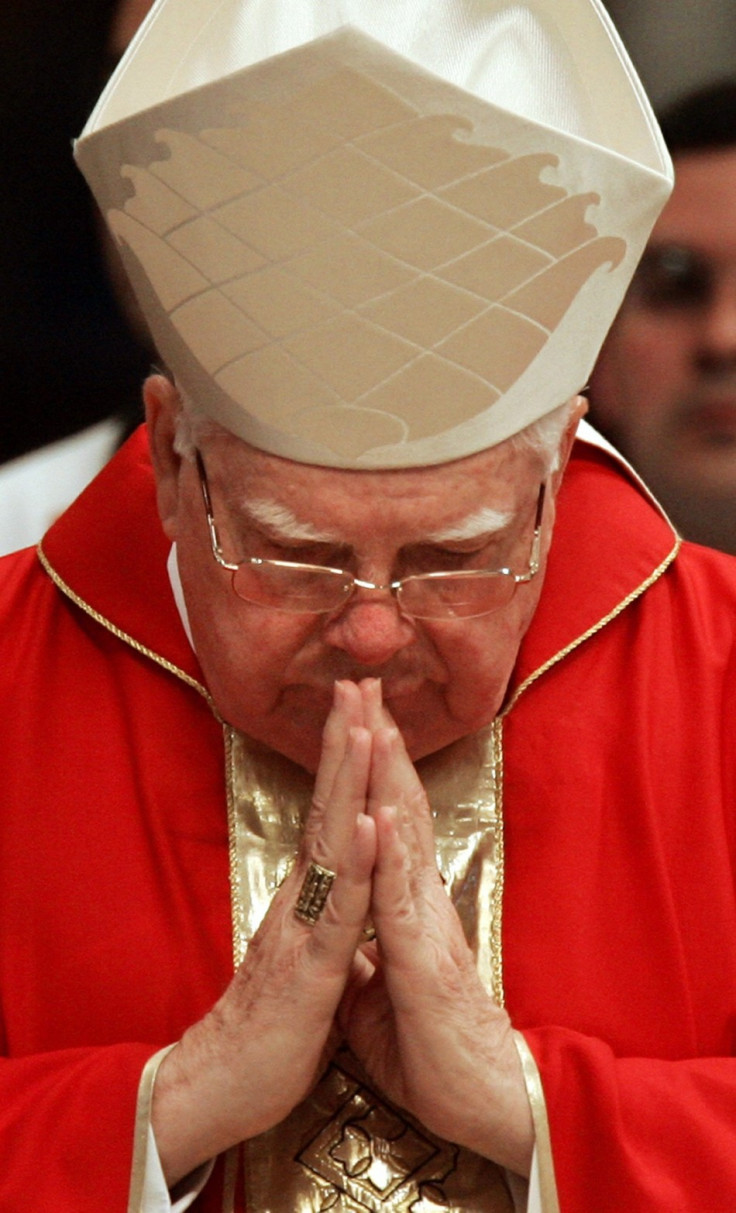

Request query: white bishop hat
[{"left": 75, "top": 0, "right": 673, "bottom": 468}]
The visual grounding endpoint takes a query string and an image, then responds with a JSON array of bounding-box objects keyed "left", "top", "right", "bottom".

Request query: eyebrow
[
  {"left": 238, "top": 498, "right": 513, "bottom": 545},
  {"left": 238, "top": 498, "right": 336, "bottom": 542},
  {"left": 424, "top": 507, "right": 513, "bottom": 542}
]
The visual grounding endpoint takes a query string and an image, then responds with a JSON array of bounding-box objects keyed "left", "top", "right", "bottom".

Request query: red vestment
[{"left": 0, "top": 427, "right": 735, "bottom": 1210}]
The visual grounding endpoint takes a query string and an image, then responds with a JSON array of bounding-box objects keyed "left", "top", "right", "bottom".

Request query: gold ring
[{"left": 294, "top": 862, "right": 337, "bottom": 926}]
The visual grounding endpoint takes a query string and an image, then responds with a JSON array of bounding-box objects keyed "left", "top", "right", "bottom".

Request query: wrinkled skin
[{"left": 152, "top": 681, "right": 534, "bottom": 1185}]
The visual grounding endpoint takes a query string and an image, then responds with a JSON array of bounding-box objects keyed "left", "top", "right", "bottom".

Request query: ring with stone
[{"left": 294, "top": 861, "right": 337, "bottom": 925}]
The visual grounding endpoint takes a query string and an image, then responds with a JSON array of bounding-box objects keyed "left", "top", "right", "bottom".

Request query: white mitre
[{"left": 75, "top": 0, "right": 672, "bottom": 468}]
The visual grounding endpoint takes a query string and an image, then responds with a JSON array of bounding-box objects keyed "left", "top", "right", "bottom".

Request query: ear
[
  {"left": 144, "top": 374, "right": 183, "bottom": 542},
  {"left": 551, "top": 395, "right": 588, "bottom": 493}
]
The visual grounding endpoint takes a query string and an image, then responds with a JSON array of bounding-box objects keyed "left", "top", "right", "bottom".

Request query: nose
[
  {"left": 323, "top": 592, "right": 416, "bottom": 667},
  {"left": 697, "top": 275, "right": 736, "bottom": 367}
]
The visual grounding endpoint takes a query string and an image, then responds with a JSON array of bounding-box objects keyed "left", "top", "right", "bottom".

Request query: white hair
[
  {"left": 504, "top": 398, "right": 578, "bottom": 474},
  {"left": 172, "top": 388, "right": 223, "bottom": 460}
]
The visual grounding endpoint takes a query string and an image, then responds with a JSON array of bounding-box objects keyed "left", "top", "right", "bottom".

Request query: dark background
[{"left": 0, "top": 0, "right": 151, "bottom": 462}]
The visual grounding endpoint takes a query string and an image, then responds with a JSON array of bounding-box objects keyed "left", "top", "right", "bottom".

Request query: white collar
[{"left": 166, "top": 542, "right": 194, "bottom": 649}]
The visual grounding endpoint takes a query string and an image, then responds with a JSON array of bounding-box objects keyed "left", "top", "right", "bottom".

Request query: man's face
[
  {"left": 155, "top": 405, "right": 561, "bottom": 772},
  {"left": 590, "top": 147, "right": 736, "bottom": 503}
]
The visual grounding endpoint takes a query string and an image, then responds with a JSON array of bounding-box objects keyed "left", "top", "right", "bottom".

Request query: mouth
[
  {"left": 285, "top": 675, "right": 431, "bottom": 711},
  {"left": 380, "top": 678, "right": 428, "bottom": 702},
  {"left": 680, "top": 397, "right": 736, "bottom": 442}
]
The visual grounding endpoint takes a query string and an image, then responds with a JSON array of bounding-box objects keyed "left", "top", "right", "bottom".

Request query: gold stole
[{"left": 224, "top": 721, "right": 514, "bottom": 1212}]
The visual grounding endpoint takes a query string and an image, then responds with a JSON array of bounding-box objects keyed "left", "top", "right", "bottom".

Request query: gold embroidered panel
[{"left": 225, "top": 721, "right": 510, "bottom": 1211}]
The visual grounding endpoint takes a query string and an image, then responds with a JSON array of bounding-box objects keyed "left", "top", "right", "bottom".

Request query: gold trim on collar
[
  {"left": 501, "top": 535, "right": 681, "bottom": 716},
  {"left": 37, "top": 541, "right": 215, "bottom": 707}
]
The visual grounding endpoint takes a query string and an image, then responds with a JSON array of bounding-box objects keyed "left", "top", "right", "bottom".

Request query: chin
[
  {"left": 225, "top": 705, "right": 326, "bottom": 775},
  {"left": 271, "top": 720, "right": 326, "bottom": 774},
  {"left": 388, "top": 712, "right": 463, "bottom": 764},
  {"left": 389, "top": 687, "right": 498, "bottom": 761}
]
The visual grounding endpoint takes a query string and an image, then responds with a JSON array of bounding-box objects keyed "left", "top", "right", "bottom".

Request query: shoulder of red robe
[
  {"left": 39, "top": 426, "right": 203, "bottom": 687},
  {"left": 509, "top": 421, "right": 681, "bottom": 694}
]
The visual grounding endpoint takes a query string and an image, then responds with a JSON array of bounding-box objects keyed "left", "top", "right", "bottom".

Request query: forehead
[
  {"left": 655, "top": 148, "right": 736, "bottom": 251},
  {"left": 205, "top": 435, "right": 540, "bottom": 537}
]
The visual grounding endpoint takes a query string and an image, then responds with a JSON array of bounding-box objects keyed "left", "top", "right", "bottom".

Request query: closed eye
[
  {"left": 402, "top": 539, "right": 506, "bottom": 574},
  {"left": 260, "top": 539, "right": 352, "bottom": 569}
]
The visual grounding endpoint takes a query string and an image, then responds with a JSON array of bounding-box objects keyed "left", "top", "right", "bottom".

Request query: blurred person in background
[
  {"left": 589, "top": 80, "right": 736, "bottom": 554},
  {"left": 0, "top": 0, "right": 153, "bottom": 554}
]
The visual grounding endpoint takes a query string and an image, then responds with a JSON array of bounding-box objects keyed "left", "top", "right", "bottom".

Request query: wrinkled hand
[
  {"left": 152, "top": 681, "right": 377, "bottom": 1185},
  {"left": 339, "top": 681, "right": 534, "bottom": 1177},
  {"left": 153, "top": 679, "right": 533, "bottom": 1185}
]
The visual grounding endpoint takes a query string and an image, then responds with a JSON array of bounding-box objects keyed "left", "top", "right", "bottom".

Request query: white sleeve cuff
[
  {"left": 141, "top": 1125, "right": 214, "bottom": 1212},
  {"left": 128, "top": 1046, "right": 215, "bottom": 1213}
]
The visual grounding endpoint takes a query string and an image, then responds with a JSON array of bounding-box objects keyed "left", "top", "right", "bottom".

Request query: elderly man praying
[{"left": 2, "top": 2, "right": 736, "bottom": 1212}]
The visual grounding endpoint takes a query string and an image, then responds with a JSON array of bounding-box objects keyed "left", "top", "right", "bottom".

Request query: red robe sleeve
[
  {"left": 525, "top": 1030, "right": 736, "bottom": 1209},
  {"left": 0, "top": 1046, "right": 159, "bottom": 1209}
]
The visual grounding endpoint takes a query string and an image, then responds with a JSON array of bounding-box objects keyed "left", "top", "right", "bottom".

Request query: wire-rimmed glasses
[{"left": 195, "top": 450, "right": 546, "bottom": 620}]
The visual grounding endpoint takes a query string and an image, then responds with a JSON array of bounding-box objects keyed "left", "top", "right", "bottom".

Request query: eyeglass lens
[{"left": 231, "top": 561, "right": 518, "bottom": 618}]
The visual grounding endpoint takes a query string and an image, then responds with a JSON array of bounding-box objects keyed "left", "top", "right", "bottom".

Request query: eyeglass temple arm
[
  {"left": 517, "top": 480, "right": 547, "bottom": 582},
  {"left": 195, "top": 449, "right": 240, "bottom": 572}
]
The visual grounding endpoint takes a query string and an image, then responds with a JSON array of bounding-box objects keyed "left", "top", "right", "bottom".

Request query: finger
[
  {"left": 371, "top": 801, "right": 477, "bottom": 1023},
  {"left": 370, "top": 805, "right": 422, "bottom": 967},
  {"left": 294, "top": 723, "right": 375, "bottom": 990},
  {"left": 303, "top": 810, "right": 377, "bottom": 978},
  {"left": 359, "top": 677, "right": 392, "bottom": 731},
  {"left": 369, "top": 726, "right": 437, "bottom": 868},
  {"left": 303, "top": 725, "right": 372, "bottom": 873},
  {"left": 252, "top": 801, "right": 375, "bottom": 1015},
  {"left": 370, "top": 805, "right": 460, "bottom": 985},
  {"left": 311, "top": 681, "right": 365, "bottom": 811}
]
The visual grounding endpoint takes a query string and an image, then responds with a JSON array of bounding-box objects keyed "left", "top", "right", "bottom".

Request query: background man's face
[
  {"left": 169, "top": 436, "right": 554, "bottom": 772},
  {"left": 590, "top": 148, "right": 736, "bottom": 505}
]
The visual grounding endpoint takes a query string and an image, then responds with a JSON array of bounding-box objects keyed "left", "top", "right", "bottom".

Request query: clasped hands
[{"left": 153, "top": 679, "right": 533, "bottom": 1186}]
